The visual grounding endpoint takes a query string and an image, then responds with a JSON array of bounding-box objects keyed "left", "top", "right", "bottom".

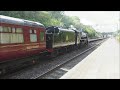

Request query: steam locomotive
[
  {"left": 46, "top": 26, "right": 88, "bottom": 57},
  {"left": 0, "top": 15, "right": 88, "bottom": 74}
]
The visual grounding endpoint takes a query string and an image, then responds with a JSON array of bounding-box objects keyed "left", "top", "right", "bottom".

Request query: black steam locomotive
[{"left": 46, "top": 26, "right": 88, "bottom": 57}]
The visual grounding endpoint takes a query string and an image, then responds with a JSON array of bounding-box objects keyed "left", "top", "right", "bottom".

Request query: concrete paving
[{"left": 60, "top": 38, "right": 120, "bottom": 79}]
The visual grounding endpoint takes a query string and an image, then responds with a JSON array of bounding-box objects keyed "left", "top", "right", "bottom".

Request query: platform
[{"left": 60, "top": 38, "right": 120, "bottom": 79}]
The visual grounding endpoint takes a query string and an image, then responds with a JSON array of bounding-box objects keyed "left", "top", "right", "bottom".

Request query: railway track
[
  {"left": 0, "top": 38, "right": 106, "bottom": 79},
  {"left": 31, "top": 39, "right": 106, "bottom": 79}
]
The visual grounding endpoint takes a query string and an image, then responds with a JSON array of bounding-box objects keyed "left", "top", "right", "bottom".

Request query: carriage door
[{"left": 46, "top": 34, "right": 53, "bottom": 49}]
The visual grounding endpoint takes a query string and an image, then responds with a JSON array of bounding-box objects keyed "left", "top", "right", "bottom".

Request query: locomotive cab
[{"left": 46, "top": 26, "right": 59, "bottom": 49}]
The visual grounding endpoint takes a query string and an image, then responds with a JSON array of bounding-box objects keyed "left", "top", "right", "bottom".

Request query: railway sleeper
[{"left": 0, "top": 53, "right": 46, "bottom": 76}]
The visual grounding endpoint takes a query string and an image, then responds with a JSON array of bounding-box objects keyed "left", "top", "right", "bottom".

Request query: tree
[
  {"left": 0, "top": 11, "right": 100, "bottom": 39},
  {"left": 61, "top": 15, "right": 74, "bottom": 28}
]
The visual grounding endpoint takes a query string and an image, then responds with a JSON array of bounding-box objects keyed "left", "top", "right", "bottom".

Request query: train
[
  {"left": 46, "top": 26, "right": 88, "bottom": 57},
  {"left": 0, "top": 15, "right": 88, "bottom": 74}
]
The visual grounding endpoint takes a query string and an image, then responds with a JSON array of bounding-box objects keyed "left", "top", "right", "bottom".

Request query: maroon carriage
[{"left": 0, "top": 15, "right": 46, "bottom": 63}]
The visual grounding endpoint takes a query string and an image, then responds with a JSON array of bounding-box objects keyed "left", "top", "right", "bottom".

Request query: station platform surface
[{"left": 60, "top": 38, "right": 120, "bottom": 79}]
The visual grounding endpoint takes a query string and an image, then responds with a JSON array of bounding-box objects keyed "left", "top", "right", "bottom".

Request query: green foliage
[
  {"left": 81, "top": 25, "right": 97, "bottom": 38},
  {"left": 0, "top": 11, "right": 100, "bottom": 39},
  {"left": 61, "top": 15, "right": 74, "bottom": 28}
]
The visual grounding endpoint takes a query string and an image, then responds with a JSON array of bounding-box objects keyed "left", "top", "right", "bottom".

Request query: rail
[
  {"left": 88, "top": 38, "right": 105, "bottom": 42},
  {"left": 31, "top": 38, "right": 105, "bottom": 79}
]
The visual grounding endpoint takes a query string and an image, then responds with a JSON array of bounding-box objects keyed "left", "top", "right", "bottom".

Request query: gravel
[{"left": 1, "top": 40, "right": 105, "bottom": 79}]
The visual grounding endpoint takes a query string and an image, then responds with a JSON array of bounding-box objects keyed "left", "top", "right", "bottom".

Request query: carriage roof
[{"left": 0, "top": 15, "right": 44, "bottom": 28}]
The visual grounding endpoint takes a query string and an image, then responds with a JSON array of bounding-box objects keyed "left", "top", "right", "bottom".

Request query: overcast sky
[{"left": 65, "top": 11, "right": 119, "bottom": 32}]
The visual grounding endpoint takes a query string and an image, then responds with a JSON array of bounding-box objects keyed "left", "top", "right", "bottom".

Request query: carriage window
[
  {"left": 30, "top": 30, "right": 37, "bottom": 42},
  {"left": 3, "top": 27, "right": 11, "bottom": 32},
  {"left": 12, "top": 28, "right": 16, "bottom": 33},
  {"left": 0, "top": 33, "right": 11, "bottom": 43},
  {"left": 0, "top": 26, "right": 2, "bottom": 32},
  {"left": 16, "top": 28, "right": 23, "bottom": 33},
  {"left": 0, "top": 26, "right": 11, "bottom": 32},
  {"left": 10, "top": 33, "right": 24, "bottom": 43},
  {"left": 0, "top": 27, "right": 24, "bottom": 44},
  {"left": 40, "top": 32, "right": 45, "bottom": 41},
  {"left": 34, "top": 30, "right": 36, "bottom": 33},
  {"left": 30, "top": 34, "right": 37, "bottom": 42},
  {"left": 30, "top": 29, "right": 36, "bottom": 34},
  {"left": 30, "top": 30, "right": 33, "bottom": 33}
]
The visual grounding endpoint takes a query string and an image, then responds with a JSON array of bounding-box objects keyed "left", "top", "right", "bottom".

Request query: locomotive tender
[{"left": 0, "top": 15, "right": 88, "bottom": 74}]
